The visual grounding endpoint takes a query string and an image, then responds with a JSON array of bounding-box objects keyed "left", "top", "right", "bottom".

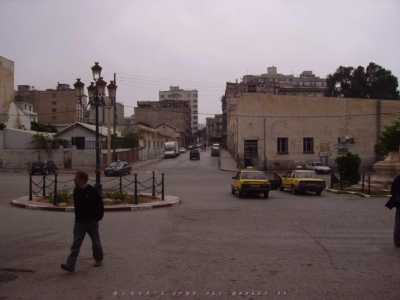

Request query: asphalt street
[{"left": 1, "top": 150, "right": 400, "bottom": 300}]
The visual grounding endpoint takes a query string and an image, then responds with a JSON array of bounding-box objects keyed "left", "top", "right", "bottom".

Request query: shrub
[{"left": 335, "top": 152, "right": 361, "bottom": 186}]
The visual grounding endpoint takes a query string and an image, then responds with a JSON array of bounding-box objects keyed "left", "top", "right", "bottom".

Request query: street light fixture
[
  {"left": 91, "top": 62, "right": 102, "bottom": 81},
  {"left": 73, "top": 62, "right": 116, "bottom": 195}
]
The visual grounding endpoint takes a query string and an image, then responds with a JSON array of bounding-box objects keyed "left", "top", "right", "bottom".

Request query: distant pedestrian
[
  {"left": 61, "top": 171, "right": 104, "bottom": 272},
  {"left": 386, "top": 175, "right": 400, "bottom": 247}
]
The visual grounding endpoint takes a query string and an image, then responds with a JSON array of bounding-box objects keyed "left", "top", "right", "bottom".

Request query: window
[
  {"left": 52, "top": 101, "right": 56, "bottom": 105},
  {"left": 277, "top": 137, "right": 288, "bottom": 154},
  {"left": 52, "top": 108, "right": 56, "bottom": 112},
  {"left": 303, "top": 137, "right": 314, "bottom": 154}
]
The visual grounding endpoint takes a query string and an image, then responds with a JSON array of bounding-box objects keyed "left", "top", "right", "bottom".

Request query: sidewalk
[{"left": 219, "top": 149, "right": 238, "bottom": 172}]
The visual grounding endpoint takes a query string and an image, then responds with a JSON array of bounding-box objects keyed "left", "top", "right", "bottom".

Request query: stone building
[
  {"left": 241, "top": 66, "right": 327, "bottom": 96},
  {"left": 134, "top": 100, "right": 191, "bottom": 146},
  {"left": 159, "top": 86, "right": 198, "bottom": 134},
  {"left": 0, "top": 56, "right": 14, "bottom": 123},
  {"left": 15, "top": 83, "right": 86, "bottom": 125},
  {"left": 206, "top": 114, "right": 223, "bottom": 144},
  {"left": 6, "top": 101, "right": 38, "bottom": 130},
  {"left": 87, "top": 101, "right": 124, "bottom": 127},
  {"left": 226, "top": 93, "right": 400, "bottom": 170}
]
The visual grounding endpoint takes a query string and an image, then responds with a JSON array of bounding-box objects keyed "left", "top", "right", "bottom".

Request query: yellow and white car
[
  {"left": 231, "top": 168, "right": 271, "bottom": 198},
  {"left": 281, "top": 169, "right": 325, "bottom": 196}
]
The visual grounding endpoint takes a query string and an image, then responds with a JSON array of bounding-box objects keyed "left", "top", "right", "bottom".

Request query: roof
[{"left": 54, "top": 122, "right": 121, "bottom": 138}]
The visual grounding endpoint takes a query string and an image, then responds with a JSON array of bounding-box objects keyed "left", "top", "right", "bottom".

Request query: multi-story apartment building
[
  {"left": 206, "top": 114, "right": 223, "bottom": 144},
  {"left": 15, "top": 83, "right": 86, "bottom": 125},
  {"left": 0, "top": 56, "right": 14, "bottom": 123},
  {"left": 87, "top": 101, "right": 124, "bottom": 127},
  {"left": 159, "top": 86, "right": 198, "bottom": 134},
  {"left": 241, "top": 66, "right": 327, "bottom": 96},
  {"left": 134, "top": 99, "right": 191, "bottom": 146}
]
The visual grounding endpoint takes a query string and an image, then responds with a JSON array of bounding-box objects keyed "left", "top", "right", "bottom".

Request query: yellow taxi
[
  {"left": 231, "top": 168, "right": 271, "bottom": 198},
  {"left": 281, "top": 169, "right": 325, "bottom": 195}
]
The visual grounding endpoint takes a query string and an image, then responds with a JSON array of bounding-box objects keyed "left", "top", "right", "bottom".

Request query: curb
[
  {"left": 10, "top": 194, "right": 180, "bottom": 212},
  {"left": 326, "top": 188, "right": 372, "bottom": 198}
]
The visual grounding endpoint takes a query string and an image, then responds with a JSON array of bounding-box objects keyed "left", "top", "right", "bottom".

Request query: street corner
[{"left": 10, "top": 194, "right": 181, "bottom": 213}]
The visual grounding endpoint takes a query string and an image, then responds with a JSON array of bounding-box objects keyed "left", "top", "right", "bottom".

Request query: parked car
[
  {"left": 190, "top": 149, "right": 200, "bottom": 160},
  {"left": 30, "top": 160, "right": 57, "bottom": 175},
  {"left": 104, "top": 161, "right": 132, "bottom": 177},
  {"left": 306, "top": 161, "right": 332, "bottom": 174},
  {"left": 179, "top": 147, "right": 186, "bottom": 153},
  {"left": 188, "top": 145, "right": 194, "bottom": 150},
  {"left": 281, "top": 169, "right": 325, "bottom": 195},
  {"left": 231, "top": 168, "right": 271, "bottom": 198},
  {"left": 211, "top": 143, "right": 220, "bottom": 157}
]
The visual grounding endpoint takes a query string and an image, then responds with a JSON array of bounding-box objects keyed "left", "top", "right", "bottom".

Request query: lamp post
[{"left": 74, "top": 62, "right": 116, "bottom": 194}]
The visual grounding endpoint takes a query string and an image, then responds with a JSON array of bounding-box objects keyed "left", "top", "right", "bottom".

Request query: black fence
[{"left": 28, "top": 172, "right": 165, "bottom": 205}]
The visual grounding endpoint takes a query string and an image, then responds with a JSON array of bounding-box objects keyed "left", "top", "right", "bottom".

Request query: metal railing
[{"left": 28, "top": 172, "right": 165, "bottom": 205}]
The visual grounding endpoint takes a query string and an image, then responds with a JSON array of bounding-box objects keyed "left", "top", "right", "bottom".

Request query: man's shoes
[
  {"left": 94, "top": 260, "right": 102, "bottom": 267},
  {"left": 61, "top": 264, "right": 74, "bottom": 273}
]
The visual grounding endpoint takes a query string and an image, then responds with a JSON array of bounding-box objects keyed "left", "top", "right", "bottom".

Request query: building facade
[
  {"left": 6, "top": 101, "right": 38, "bottom": 130},
  {"left": 15, "top": 83, "right": 86, "bottom": 125},
  {"left": 226, "top": 93, "right": 400, "bottom": 170},
  {"left": 0, "top": 56, "right": 14, "bottom": 123},
  {"left": 134, "top": 99, "right": 191, "bottom": 145},
  {"left": 159, "top": 86, "right": 198, "bottom": 134},
  {"left": 206, "top": 114, "right": 223, "bottom": 145},
  {"left": 87, "top": 101, "right": 124, "bottom": 127},
  {"left": 241, "top": 66, "right": 327, "bottom": 96}
]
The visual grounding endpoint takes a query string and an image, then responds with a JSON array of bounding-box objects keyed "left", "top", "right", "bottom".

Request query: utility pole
[{"left": 113, "top": 73, "right": 117, "bottom": 161}]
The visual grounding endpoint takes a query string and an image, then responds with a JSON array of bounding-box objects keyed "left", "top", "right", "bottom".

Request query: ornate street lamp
[{"left": 73, "top": 62, "right": 116, "bottom": 195}]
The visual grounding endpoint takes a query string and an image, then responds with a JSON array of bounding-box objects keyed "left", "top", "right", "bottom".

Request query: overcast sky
[{"left": 1, "top": 0, "right": 399, "bottom": 123}]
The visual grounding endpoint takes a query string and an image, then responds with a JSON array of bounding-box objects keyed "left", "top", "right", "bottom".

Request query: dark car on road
[
  {"left": 104, "top": 161, "right": 132, "bottom": 177},
  {"left": 30, "top": 160, "right": 58, "bottom": 175},
  {"left": 211, "top": 143, "right": 220, "bottom": 157},
  {"left": 190, "top": 149, "right": 200, "bottom": 160}
]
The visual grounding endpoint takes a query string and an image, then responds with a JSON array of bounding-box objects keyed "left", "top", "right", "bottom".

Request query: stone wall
[{"left": 226, "top": 94, "right": 400, "bottom": 170}]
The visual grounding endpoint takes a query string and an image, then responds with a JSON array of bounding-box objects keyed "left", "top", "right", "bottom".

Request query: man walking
[
  {"left": 61, "top": 171, "right": 104, "bottom": 272},
  {"left": 386, "top": 175, "right": 400, "bottom": 247}
]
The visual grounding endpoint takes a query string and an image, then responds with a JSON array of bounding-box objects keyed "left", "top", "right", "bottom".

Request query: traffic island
[{"left": 10, "top": 193, "right": 180, "bottom": 212}]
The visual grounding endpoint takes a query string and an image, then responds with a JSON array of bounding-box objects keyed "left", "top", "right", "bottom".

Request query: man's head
[{"left": 74, "top": 171, "right": 89, "bottom": 189}]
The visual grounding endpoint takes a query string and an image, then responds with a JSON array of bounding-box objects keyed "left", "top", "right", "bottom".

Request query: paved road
[{"left": 1, "top": 151, "right": 399, "bottom": 300}]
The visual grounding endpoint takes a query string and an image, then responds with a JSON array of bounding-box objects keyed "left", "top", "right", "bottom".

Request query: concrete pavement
[
  {"left": 219, "top": 149, "right": 238, "bottom": 172},
  {"left": 0, "top": 150, "right": 399, "bottom": 300}
]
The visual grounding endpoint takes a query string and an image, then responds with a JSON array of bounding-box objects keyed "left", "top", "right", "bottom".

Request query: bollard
[
  {"left": 368, "top": 175, "right": 371, "bottom": 195},
  {"left": 134, "top": 173, "right": 138, "bottom": 205},
  {"left": 119, "top": 175, "right": 122, "bottom": 194},
  {"left": 53, "top": 173, "right": 58, "bottom": 206},
  {"left": 152, "top": 171, "right": 156, "bottom": 197},
  {"left": 29, "top": 174, "right": 32, "bottom": 201},
  {"left": 42, "top": 175, "right": 46, "bottom": 197},
  {"left": 361, "top": 173, "right": 365, "bottom": 193},
  {"left": 161, "top": 173, "right": 165, "bottom": 201}
]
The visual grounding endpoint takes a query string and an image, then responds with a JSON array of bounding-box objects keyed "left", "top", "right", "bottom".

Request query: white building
[
  {"left": 159, "top": 86, "right": 198, "bottom": 134},
  {"left": 7, "top": 101, "right": 38, "bottom": 130}
]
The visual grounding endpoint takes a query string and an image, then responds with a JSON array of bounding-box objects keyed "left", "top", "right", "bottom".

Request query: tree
[
  {"left": 335, "top": 152, "right": 361, "bottom": 186},
  {"left": 375, "top": 118, "right": 400, "bottom": 157},
  {"left": 112, "top": 133, "right": 138, "bottom": 149},
  {"left": 325, "top": 62, "right": 399, "bottom": 99},
  {"left": 31, "top": 121, "right": 57, "bottom": 133}
]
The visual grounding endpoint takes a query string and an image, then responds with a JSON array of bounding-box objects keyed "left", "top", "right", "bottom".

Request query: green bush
[
  {"left": 106, "top": 191, "right": 129, "bottom": 201},
  {"left": 48, "top": 190, "right": 73, "bottom": 204},
  {"left": 335, "top": 152, "right": 361, "bottom": 186}
]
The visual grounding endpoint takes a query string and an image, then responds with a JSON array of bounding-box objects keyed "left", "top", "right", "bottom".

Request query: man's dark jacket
[
  {"left": 386, "top": 175, "right": 400, "bottom": 209},
  {"left": 73, "top": 185, "right": 104, "bottom": 222}
]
